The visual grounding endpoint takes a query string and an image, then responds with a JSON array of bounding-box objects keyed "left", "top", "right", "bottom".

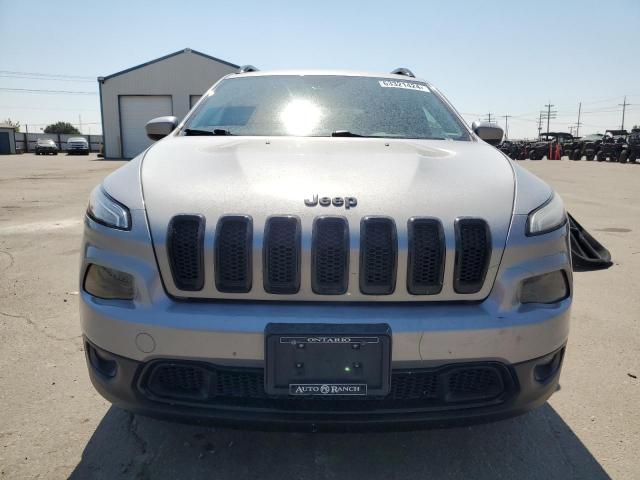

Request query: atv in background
[
  {"left": 597, "top": 130, "right": 627, "bottom": 162},
  {"left": 498, "top": 140, "right": 519, "bottom": 159},
  {"left": 562, "top": 137, "right": 582, "bottom": 160},
  {"left": 578, "top": 134, "right": 604, "bottom": 161},
  {"left": 619, "top": 128, "right": 640, "bottom": 164},
  {"left": 529, "top": 132, "right": 573, "bottom": 160}
]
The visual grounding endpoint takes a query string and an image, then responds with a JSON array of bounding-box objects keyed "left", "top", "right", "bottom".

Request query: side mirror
[
  {"left": 145, "top": 116, "right": 178, "bottom": 140},
  {"left": 472, "top": 121, "right": 504, "bottom": 146}
]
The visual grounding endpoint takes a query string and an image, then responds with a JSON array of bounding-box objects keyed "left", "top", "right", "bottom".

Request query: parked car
[
  {"left": 597, "top": 130, "right": 627, "bottom": 162},
  {"left": 34, "top": 138, "right": 58, "bottom": 155},
  {"left": 619, "top": 128, "right": 640, "bottom": 164},
  {"left": 67, "top": 136, "right": 90, "bottom": 155},
  {"left": 80, "top": 68, "right": 573, "bottom": 429}
]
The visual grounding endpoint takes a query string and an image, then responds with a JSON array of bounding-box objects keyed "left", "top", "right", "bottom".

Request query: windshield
[
  {"left": 68, "top": 137, "right": 85, "bottom": 142},
  {"left": 184, "top": 75, "right": 470, "bottom": 141},
  {"left": 38, "top": 139, "right": 55, "bottom": 145}
]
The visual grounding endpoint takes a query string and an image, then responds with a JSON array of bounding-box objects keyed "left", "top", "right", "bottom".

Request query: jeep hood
[{"left": 141, "top": 136, "right": 515, "bottom": 301}]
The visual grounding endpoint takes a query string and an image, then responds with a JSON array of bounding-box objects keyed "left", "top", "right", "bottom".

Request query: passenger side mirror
[
  {"left": 472, "top": 121, "right": 504, "bottom": 146},
  {"left": 145, "top": 116, "right": 179, "bottom": 140}
]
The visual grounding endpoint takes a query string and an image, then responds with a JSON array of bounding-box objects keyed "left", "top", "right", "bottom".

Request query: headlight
[
  {"left": 86, "top": 186, "right": 131, "bottom": 230},
  {"left": 519, "top": 270, "right": 569, "bottom": 304},
  {"left": 84, "top": 264, "right": 134, "bottom": 300},
  {"left": 526, "top": 193, "right": 566, "bottom": 236}
]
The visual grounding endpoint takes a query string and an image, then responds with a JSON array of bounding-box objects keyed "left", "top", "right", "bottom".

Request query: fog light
[
  {"left": 84, "top": 264, "right": 134, "bottom": 300},
  {"left": 87, "top": 342, "right": 117, "bottom": 378},
  {"left": 519, "top": 270, "right": 569, "bottom": 304}
]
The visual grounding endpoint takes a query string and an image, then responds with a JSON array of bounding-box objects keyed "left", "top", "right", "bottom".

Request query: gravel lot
[{"left": 0, "top": 153, "right": 638, "bottom": 479}]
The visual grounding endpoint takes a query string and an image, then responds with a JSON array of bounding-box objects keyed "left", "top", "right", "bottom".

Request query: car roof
[{"left": 229, "top": 69, "right": 430, "bottom": 84}]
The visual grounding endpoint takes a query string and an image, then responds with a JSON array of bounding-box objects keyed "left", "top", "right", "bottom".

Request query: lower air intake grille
[
  {"left": 360, "top": 217, "right": 397, "bottom": 295},
  {"left": 142, "top": 362, "right": 510, "bottom": 409},
  {"left": 215, "top": 216, "right": 252, "bottom": 293},
  {"left": 166, "top": 215, "right": 204, "bottom": 291},
  {"left": 454, "top": 218, "right": 491, "bottom": 294},
  {"left": 263, "top": 216, "right": 301, "bottom": 294},
  {"left": 312, "top": 217, "right": 349, "bottom": 294},
  {"left": 407, "top": 218, "right": 445, "bottom": 295}
]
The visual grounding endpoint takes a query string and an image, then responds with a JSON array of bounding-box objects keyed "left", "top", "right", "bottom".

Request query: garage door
[
  {"left": 120, "top": 95, "right": 172, "bottom": 158},
  {"left": 0, "top": 132, "right": 10, "bottom": 154}
]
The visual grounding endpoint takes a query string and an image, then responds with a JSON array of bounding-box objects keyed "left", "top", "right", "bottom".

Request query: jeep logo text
[{"left": 304, "top": 194, "right": 357, "bottom": 209}]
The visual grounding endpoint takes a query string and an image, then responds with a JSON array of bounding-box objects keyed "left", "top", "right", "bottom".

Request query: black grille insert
[
  {"left": 360, "top": 217, "right": 397, "bottom": 295},
  {"left": 142, "top": 362, "right": 510, "bottom": 411},
  {"left": 454, "top": 218, "right": 491, "bottom": 294},
  {"left": 263, "top": 216, "right": 301, "bottom": 294},
  {"left": 312, "top": 217, "right": 349, "bottom": 294},
  {"left": 166, "top": 215, "right": 205, "bottom": 291},
  {"left": 215, "top": 216, "right": 252, "bottom": 293},
  {"left": 407, "top": 218, "right": 445, "bottom": 295}
]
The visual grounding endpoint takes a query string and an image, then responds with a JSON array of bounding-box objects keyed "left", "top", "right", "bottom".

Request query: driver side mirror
[
  {"left": 472, "top": 121, "right": 504, "bottom": 146},
  {"left": 145, "top": 116, "right": 179, "bottom": 140}
]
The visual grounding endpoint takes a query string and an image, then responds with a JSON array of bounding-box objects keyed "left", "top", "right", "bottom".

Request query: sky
[{"left": 1, "top": 0, "right": 639, "bottom": 139}]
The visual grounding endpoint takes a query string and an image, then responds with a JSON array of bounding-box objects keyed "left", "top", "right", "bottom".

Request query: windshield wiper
[
  {"left": 184, "top": 128, "right": 232, "bottom": 136},
  {"left": 331, "top": 130, "right": 363, "bottom": 137}
]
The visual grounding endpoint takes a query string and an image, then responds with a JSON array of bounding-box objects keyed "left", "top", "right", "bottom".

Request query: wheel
[
  {"left": 630, "top": 152, "right": 638, "bottom": 164},
  {"left": 572, "top": 149, "right": 581, "bottom": 160},
  {"left": 53, "top": 152, "right": 58, "bottom": 155},
  {"left": 619, "top": 150, "right": 628, "bottom": 164},
  {"left": 586, "top": 154, "right": 594, "bottom": 161},
  {"left": 597, "top": 152, "right": 605, "bottom": 162}
]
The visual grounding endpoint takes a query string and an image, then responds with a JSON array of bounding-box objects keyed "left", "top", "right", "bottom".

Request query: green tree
[
  {"left": 3, "top": 118, "right": 20, "bottom": 131},
  {"left": 44, "top": 121, "right": 79, "bottom": 134}
]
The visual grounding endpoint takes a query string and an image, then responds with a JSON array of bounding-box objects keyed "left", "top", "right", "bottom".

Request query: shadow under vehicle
[
  {"left": 597, "top": 129, "right": 627, "bottom": 162},
  {"left": 619, "top": 128, "right": 640, "bottom": 164}
]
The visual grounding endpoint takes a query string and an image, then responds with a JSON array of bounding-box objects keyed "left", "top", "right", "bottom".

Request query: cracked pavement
[{"left": 0, "top": 154, "right": 638, "bottom": 479}]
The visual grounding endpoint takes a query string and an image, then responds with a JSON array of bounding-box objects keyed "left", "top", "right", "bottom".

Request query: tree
[
  {"left": 3, "top": 118, "right": 20, "bottom": 131},
  {"left": 44, "top": 122, "right": 79, "bottom": 134}
]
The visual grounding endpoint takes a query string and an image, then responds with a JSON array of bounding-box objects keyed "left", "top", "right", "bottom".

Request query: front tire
[
  {"left": 619, "top": 150, "right": 628, "bottom": 164},
  {"left": 597, "top": 152, "right": 605, "bottom": 162}
]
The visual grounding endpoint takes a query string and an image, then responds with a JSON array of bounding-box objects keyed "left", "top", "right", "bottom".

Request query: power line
[
  {"left": 0, "top": 70, "right": 94, "bottom": 80},
  {"left": 0, "top": 74, "right": 95, "bottom": 83},
  {"left": 0, "top": 87, "right": 97, "bottom": 95}
]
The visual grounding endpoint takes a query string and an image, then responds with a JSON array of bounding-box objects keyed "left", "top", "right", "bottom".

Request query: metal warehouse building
[{"left": 98, "top": 48, "right": 239, "bottom": 159}]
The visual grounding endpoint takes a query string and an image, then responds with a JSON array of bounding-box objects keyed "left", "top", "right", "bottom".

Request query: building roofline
[{"left": 98, "top": 48, "right": 240, "bottom": 82}]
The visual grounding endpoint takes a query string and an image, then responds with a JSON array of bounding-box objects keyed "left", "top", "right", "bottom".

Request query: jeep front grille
[
  {"left": 166, "top": 215, "right": 205, "bottom": 291},
  {"left": 263, "top": 216, "right": 301, "bottom": 294},
  {"left": 215, "top": 216, "right": 252, "bottom": 293},
  {"left": 360, "top": 217, "right": 397, "bottom": 295},
  {"left": 165, "top": 215, "right": 493, "bottom": 298},
  {"left": 311, "top": 217, "right": 349, "bottom": 295},
  {"left": 454, "top": 219, "right": 491, "bottom": 294},
  {"left": 407, "top": 218, "right": 445, "bottom": 295}
]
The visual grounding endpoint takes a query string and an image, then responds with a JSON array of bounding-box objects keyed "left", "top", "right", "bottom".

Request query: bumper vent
[
  {"left": 263, "top": 216, "right": 301, "bottom": 294},
  {"left": 360, "top": 217, "right": 397, "bottom": 295},
  {"left": 454, "top": 218, "right": 491, "bottom": 294},
  {"left": 215, "top": 216, "right": 252, "bottom": 293},
  {"left": 407, "top": 218, "right": 445, "bottom": 295},
  {"left": 143, "top": 362, "right": 509, "bottom": 409},
  {"left": 311, "top": 217, "right": 349, "bottom": 295},
  {"left": 166, "top": 215, "right": 204, "bottom": 291}
]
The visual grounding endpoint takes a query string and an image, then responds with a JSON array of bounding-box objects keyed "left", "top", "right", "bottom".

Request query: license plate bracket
[{"left": 264, "top": 323, "right": 391, "bottom": 396}]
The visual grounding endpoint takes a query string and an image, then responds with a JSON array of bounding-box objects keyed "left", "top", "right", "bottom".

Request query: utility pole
[
  {"left": 576, "top": 102, "right": 582, "bottom": 137},
  {"left": 502, "top": 115, "right": 512, "bottom": 139},
  {"left": 484, "top": 112, "right": 494, "bottom": 123},
  {"left": 538, "top": 112, "right": 543, "bottom": 139},
  {"left": 544, "top": 102, "right": 556, "bottom": 136},
  {"left": 25, "top": 124, "right": 29, "bottom": 153},
  {"left": 79, "top": 114, "right": 83, "bottom": 134},
  {"left": 619, "top": 96, "right": 630, "bottom": 130}
]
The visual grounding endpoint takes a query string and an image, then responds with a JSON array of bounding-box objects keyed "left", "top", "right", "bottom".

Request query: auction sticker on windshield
[{"left": 379, "top": 80, "right": 430, "bottom": 92}]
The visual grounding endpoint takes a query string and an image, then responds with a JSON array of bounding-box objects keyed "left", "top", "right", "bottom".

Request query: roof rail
[
  {"left": 390, "top": 67, "right": 415, "bottom": 78},
  {"left": 238, "top": 65, "right": 259, "bottom": 73}
]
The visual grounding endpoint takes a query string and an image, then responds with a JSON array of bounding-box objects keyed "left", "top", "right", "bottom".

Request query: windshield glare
[{"left": 185, "top": 75, "right": 470, "bottom": 141}]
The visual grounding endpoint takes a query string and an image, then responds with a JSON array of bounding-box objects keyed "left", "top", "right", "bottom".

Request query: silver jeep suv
[{"left": 80, "top": 68, "right": 571, "bottom": 430}]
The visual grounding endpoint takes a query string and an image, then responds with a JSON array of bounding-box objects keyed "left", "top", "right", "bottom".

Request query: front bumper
[{"left": 85, "top": 338, "right": 565, "bottom": 430}]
